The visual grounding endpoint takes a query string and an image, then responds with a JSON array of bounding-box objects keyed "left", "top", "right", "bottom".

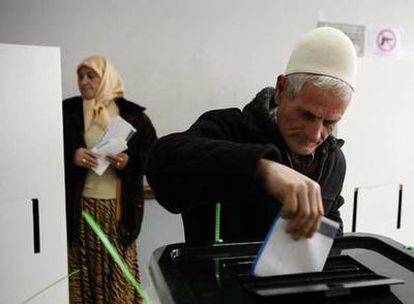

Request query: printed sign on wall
[
  {"left": 317, "top": 21, "right": 366, "bottom": 57},
  {"left": 370, "top": 27, "right": 403, "bottom": 56}
]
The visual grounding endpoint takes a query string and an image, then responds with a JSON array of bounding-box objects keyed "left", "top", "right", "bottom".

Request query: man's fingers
[
  {"left": 301, "top": 184, "right": 323, "bottom": 237},
  {"left": 284, "top": 191, "right": 302, "bottom": 234},
  {"left": 304, "top": 182, "right": 324, "bottom": 237},
  {"left": 287, "top": 187, "right": 309, "bottom": 234},
  {"left": 283, "top": 192, "right": 301, "bottom": 236},
  {"left": 286, "top": 181, "right": 323, "bottom": 238},
  {"left": 281, "top": 191, "right": 298, "bottom": 219},
  {"left": 303, "top": 188, "right": 323, "bottom": 238},
  {"left": 304, "top": 216, "right": 321, "bottom": 238}
]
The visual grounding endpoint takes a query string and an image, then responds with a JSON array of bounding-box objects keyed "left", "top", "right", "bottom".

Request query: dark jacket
[
  {"left": 146, "top": 87, "right": 346, "bottom": 245},
  {"left": 63, "top": 96, "right": 157, "bottom": 246}
]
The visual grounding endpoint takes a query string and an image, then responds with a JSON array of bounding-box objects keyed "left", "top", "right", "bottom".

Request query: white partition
[
  {"left": 0, "top": 44, "right": 68, "bottom": 304},
  {"left": 339, "top": 55, "right": 414, "bottom": 245},
  {"left": 353, "top": 184, "right": 400, "bottom": 237}
]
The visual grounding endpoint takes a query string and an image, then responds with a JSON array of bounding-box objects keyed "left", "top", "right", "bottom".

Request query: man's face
[
  {"left": 275, "top": 75, "right": 350, "bottom": 156},
  {"left": 77, "top": 66, "right": 101, "bottom": 100}
]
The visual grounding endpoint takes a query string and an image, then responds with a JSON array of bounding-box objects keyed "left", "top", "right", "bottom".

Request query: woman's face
[{"left": 77, "top": 66, "right": 101, "bottom": 99}]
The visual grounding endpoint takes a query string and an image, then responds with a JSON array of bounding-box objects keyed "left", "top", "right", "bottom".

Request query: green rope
[
  {"left": 215, "top": 202, "right": 223, "bottom": 244},
  {"left": 82, "top": 211, "right": 152, "bottom": 304},
  {"left": 21, "top": 269, "right": 80, "bottom": 303}
]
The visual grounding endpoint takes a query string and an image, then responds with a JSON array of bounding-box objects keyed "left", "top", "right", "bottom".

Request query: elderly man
[{"left": 146, "top": 27, "right": 357, "bottom": 245}]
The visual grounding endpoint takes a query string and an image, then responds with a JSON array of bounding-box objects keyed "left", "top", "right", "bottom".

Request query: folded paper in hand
[
  {"left": 252, "top": 216, "right": 339, "bottom": 277},
  {"left": 91, "top": 116, "right": 136, "bottom": 176}
]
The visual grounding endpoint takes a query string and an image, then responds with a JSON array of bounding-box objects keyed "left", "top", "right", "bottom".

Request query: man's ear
[{"left": 275, "top": 74, "right": 287, "bottom": 106}]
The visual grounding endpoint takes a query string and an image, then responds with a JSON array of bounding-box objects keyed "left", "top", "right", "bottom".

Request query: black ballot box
[{"left": 149, "top": 233, "right": 414, "bottom": 304}]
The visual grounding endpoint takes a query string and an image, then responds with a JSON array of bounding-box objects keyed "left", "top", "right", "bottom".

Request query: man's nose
[{"left": 305, "top": 120, "right": 323, "bottom": 143}]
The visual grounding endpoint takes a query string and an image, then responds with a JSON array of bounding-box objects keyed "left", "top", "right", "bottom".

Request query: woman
[{"left": 63, "top": 55, "right": 157, "bottom": 304}]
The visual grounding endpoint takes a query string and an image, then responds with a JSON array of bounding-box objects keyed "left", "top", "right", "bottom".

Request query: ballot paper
[
  {"left": 252, "top": 216, "right": 339, "bottom": 277},
  {"left": 99, "top": 116, "right": 136, "bottom": 144},
  {"left": 91, "top": 116, "right": 136, "bottom": 176},
  {"left": 91, "top": 137, "right": 128, "bottom": 175}
]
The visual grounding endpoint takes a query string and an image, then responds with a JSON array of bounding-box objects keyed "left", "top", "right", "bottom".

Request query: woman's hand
[
  {"left": 74, "top": 148, "right": 98, "bottom": 169},
  {"left": 107, "top": 152, "right": 129, "bottom": 170}
]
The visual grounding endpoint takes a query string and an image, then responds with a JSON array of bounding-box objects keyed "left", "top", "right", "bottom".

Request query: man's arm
[
  {"left": 146, "top": 108, "right": 282, "bottom": 213},
  {"left": 147, "top": 108, "right": 324, "bottom": 238}
]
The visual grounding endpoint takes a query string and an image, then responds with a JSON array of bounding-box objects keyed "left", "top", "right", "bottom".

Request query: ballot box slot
[
  {"left": 235, "top": 255, "right": 404, "bottom": 299},
  {"left": 216, "top": 255, "right": 368, "bottom": 278}
]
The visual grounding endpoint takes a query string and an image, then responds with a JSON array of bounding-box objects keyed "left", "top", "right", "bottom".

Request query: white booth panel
[
  {"left": 0, "top": 44, "right": 68, "bottom": 304},
  {"left": 354, "top": 184, "right": 400, "bottom": 237},
  {"left": 339, "top": 56, "right": 414, "bottom": 244},
  {"left": 396, "top": 183, "right": 414, "bottom": 246}
]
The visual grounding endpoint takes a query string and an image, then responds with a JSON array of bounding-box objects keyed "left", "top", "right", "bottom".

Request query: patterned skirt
[{"left": 68, "top": 197, "right": 142, "bottom": 304}]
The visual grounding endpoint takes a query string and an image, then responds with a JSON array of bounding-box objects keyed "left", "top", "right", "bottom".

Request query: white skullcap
[{"left": 285, "top": 27, "right": 357, "bottom": 90}]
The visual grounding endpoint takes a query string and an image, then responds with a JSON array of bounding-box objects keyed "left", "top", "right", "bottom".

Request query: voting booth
[
  {"left": 0, "top": 44, "right": 69, "bottom": 303},
  {"left": 149, "top": 234, "right": 414, "bottom": 303}
]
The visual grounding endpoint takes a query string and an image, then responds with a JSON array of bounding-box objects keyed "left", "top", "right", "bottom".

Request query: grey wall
[
  {"left": 4, "top": 0, "right": 414, "bottom": 136},
  {"left": 2, "top": 0, "right": 414, "bottom": 289}
]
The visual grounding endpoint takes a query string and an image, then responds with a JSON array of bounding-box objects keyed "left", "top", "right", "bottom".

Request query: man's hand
[
  {"left": 258, "top": 158, "right": 324, "bottom": 239},
  {"left": 73, "top": 148, "right": 98, "bottom": 169}
]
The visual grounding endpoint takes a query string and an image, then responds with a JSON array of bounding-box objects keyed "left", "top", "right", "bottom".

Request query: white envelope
[
  {"left": 89, "top": 116, "right": 136, "bottom": 176},
  {"left": 252, "top": 216, "right": 339, "bottom": 277}
]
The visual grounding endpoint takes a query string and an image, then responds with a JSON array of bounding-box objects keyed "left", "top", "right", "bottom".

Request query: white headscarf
[{"left": 78, "top": 55, "right": 124, "bottom": 131}]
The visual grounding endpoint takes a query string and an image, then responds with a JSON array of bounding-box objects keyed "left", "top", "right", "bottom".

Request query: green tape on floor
[
  {"left": 21, "top": 269, "right": 80, "bottom": 303},
  {"left": 82, "top": 211, "right": 152, "bottom": 304}
]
